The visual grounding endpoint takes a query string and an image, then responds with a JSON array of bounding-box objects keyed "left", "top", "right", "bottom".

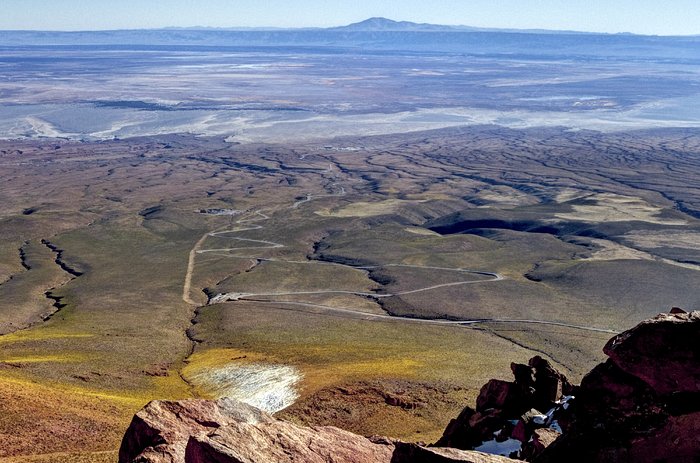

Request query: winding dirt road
[
  {"left": 233, "top": 299, "right": 618, "bottom": 333},
  {"left": 182, "top": 196, "right": 619, "bottom": 335}
]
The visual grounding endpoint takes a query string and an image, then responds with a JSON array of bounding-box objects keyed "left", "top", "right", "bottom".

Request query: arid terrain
[
  {"left": 2, "top": 125, "right": 700, "bottom": 461},
  {"left": 1, "top": 23, "right": 700, "bottom": 462}
]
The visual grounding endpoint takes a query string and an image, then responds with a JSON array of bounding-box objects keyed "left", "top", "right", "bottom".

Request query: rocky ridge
[
  {"left": 119, "top": 398, "right": 514, "bottom": 463},
  {"left": 538, "top": 310, "right": 700, "bottom": 462},
  {"left": 119, "top": 310, "right": 699, "bottom": 463}
]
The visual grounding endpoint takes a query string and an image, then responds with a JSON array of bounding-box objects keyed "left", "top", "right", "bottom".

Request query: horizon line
[{"left": 1, "top": 17, "right": 697, "bottom": 37}]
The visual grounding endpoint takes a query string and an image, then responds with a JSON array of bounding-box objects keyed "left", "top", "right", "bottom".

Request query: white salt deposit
[{"left": 189, "top": 362, "right": 302, "bottom": 413}]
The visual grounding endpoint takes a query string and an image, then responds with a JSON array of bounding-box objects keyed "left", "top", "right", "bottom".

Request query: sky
[{"left": 1, "top": 0, "right": 698, "bottom": 35}]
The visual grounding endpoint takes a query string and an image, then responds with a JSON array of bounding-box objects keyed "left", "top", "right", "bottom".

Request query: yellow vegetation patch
[
  {"left": 183, "top": 345, "right": 427, "bottom": 403},
  {"left": 474, "top": 187, "right": 539, "bottom": 207},
  {"left": 0, "top": 330, "right": 93, "bottom": 345},
  {"left": 300, "top": 358, "right": 423, "bottom": 394},
  {"left": 148, "top": 370, "right": 194, "bottom": 400},
  {"left": 315, "top": 199, "right": 427, "bottom": 217},
  {"left": 555, "top": 193, "right": 687, "bottom": 225},
  {"left": 182, "top": 348, "right": 273, "bottom": 375},
  {"left": 0, "top": 373, "right": 148, "bottom": 406},
  {"left": 555, "top": 188, "right": 589, "bottom": 203},
  {"left": 575, "top": 237, "right": 700, "bottom": 271},
  {"left": 403, "top": 193, "right": 452, "bottom": 201},
  {"left": 0, "top": 374, "right": 143, "bottom": 460}
]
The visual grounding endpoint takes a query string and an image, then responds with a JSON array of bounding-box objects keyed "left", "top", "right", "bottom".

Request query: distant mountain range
[
  {"left": 330, "top": 17, "right": 595, "bottom": 34},
  {"left": 1, "top": 17, "right": 698, "bottom": 62},
  {"left": 331, "top": 17, "right": 469, "bottom": 32},
  {"left": 0, "top": 17, "right": 674, "bottom": 36}
]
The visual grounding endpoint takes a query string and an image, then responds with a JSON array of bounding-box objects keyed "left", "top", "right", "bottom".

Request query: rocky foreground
[{"left": 119, "top": 311, "right": 699, "bottom": 463}]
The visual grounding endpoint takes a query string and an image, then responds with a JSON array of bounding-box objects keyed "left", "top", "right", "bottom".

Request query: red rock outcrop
[
  {"left": 119, "top": 311, "right": 699, "bottom": 463},
  {"left": 437, "top": 310, "right": 700, "bottom": 462},
  {"left": 120, "top": 397, "right": 518, "bottom": 463},
  {"left": 118, "top": 398, "right": 274, "bottom": 463},
  {"left": 603, "top": 311, "right": 700, "bottom": 395},
  {"left": 538, "top": 310, "right": 700, "bottom": 463},
  {"left": 184, "top": 421, "right": 395, "bottom": 463}
]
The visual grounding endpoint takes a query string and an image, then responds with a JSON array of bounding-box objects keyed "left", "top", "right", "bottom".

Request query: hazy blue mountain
[
  {"left": 329, "top": 17, "right": 468, "bottom": 32},
  {"left": 1, "top": 18, "right": 698, "bottom": 62},
  {"left": 327, "top": 17, "right": 588, "bottom": 34}
]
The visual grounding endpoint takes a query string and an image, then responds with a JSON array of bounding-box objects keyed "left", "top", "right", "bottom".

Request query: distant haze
[{"left": 1, "top": 0, "right": 699, "bottom": 36}]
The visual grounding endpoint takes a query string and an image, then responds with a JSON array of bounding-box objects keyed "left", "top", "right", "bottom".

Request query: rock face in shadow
[
  {"left": 119, "top": 398, "right": 517, "bottom": 463},
  {"left": 538, "top": 310, "right": 700, "bottom": 463},
  {"left": 435, "top": 355, "right": 572, "bottom": 459}
]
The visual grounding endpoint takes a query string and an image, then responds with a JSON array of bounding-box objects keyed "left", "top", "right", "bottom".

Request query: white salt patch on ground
[
  {"left": 189, "top": 362, "right": 302, "bottom": 413},
  {"left": 7, "top": 100, "right": 700, "bottom": 143},
  {"left": 16, "top": 116, "right": 79, "bottom": 139}
]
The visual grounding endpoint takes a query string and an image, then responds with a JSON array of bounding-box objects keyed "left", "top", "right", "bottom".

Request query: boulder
[
  {"left": 509, "top": 363, "right": 535, "bottom": 410},
  {"left": 118, "top": 398, "right": 273, "bottom": 463},
  {"left": 528, "top": 356, "right": 573, "bottom": 412},
  {"left": 476, "top": 380, "right": 515, "bottom": 413},
  {"left": 475, "top": 357, "right": 572, "bottom": 417},
  {"left": 184, "top": 421, "right": 394, "bottom": 463},
  {"left": 603, "top": 311, "right": 700, "bottom": 395},
  {"left": 538, "top": 311, "right": 700, "bottom": 463},
  {"left": 520, "top": 428, "right": 560, "bottom": 461},
  {"left": 437, "top": 356, "right": 571, "bottom": 455},
  {"left": 436, "top": 406, "right": 478, "bottom": 449},
  {"left": 574, "top": 360, "right": 660, "bottom": 425},
  {"left": 432, "top": 407, "right": 511, "bottom": 451}
]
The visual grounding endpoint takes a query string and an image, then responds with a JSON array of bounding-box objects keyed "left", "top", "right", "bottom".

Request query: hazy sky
[{"left": 1, "top": 0, "right": 698, "bottom": 35}]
